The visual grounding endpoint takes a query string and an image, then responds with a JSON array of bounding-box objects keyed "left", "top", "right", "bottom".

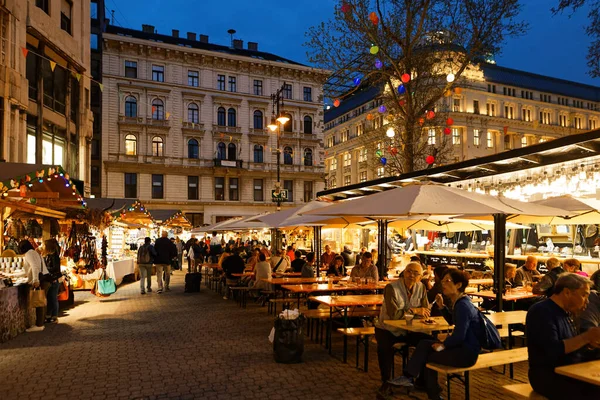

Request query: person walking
[
  {"left": 154, "top": 231, "right": 177, "bottom": 294},
  {"left": 175, "top": 237, "right": 184, "bottom": 271},
  {"left": 19, "top": 240, "right": 49, "bottom": 332},
  {"left": 137, "top": 237, "right": 156, "bottom": 294},
  {"left": 43, "top": 239, "right": 62, "bottom": 323}
]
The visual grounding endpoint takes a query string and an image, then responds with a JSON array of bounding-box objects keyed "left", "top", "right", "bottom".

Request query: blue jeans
[{"left": 46, "top": 281, "right": 60, "bottom": 318}]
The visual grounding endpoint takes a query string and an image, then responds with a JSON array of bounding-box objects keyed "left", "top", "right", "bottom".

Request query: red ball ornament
[
  {"left": 446, "top": 118, "right": 454, "bottom": 126},
  {"left": 418, "top": 118, "right": 425, "bottom": 126},
  {"left": 366, "top": 113, "right": 374, "bottom": 121},
  {"left": 333, "top": 99, "right": 341, "bottom": 107},
  {"left": 426, "top": 155, "right": 435, "bottom": 165},
  {"left": 426, "top": 110, "right": 435, "bottom": 120},
  {"left": 399, "top": 99, "right": 406, "bottom": 106},
  {"left": 401, "top": 73, "right": 410, "bottom": 83},
  {"left": 444, "top": 127, "right": 452, "bottom": 135},
  {"left": 341, "top": 3, "right": 351, "bottom": 13},
  {"left": 391, "top": 147, "right": 398, "bottom": 155}
]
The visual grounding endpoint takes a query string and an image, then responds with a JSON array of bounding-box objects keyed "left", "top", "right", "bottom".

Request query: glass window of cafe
[{"left": 26, "top": 125, "right": 66, "bottom": 165}]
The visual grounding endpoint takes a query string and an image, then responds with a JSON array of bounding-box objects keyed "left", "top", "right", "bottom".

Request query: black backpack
[{"left": 138, "top": 245, "right": 152, "bottom": 264}]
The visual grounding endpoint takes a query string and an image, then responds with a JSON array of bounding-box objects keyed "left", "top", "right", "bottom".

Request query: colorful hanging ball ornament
[
  {"left": 397, "top": 85, "right": 406, "bottom": 95},
  {"left": 401, "top": 73, "right": 411, "bottom": 83},
  {"left": 380, "top": 157, "right": 387, "bottom": 166},
  {"left": 426, "top": 155, "right": 435, "bottom": 165},
  {"left": 375, "top": 149, "right": 383, "bottom": 157},
  {"left": 369, "top": 12, "right": 379, "bottom": 25},
  {"left": 446, "top": 117, "right": 454, "bottom": 126},
  {"left": 375, "top": 59, "right": 383, "bottom": 69},
  {"left": 353, "top": 77, "right": 361, "bottom": 86},
  {"left": 366, "top": 113, "right": 374, "bottom": 121},
  {"left": 444, "top": 127, "right": 452, "bottom": 135},
  {"left": 391, "top": 147, "right": 399, "bottom": 155},
  {"left": 426, "top": 110, "right": 435, "bottom": 120},
  {"left": 378, "top": 105, "right": 387, "bottom": 113},
  {"left": 418, "top": 118, "right": 425, "bottom": 126},
  {"left": 454, "top": 87, "right": 462, "bottom": 95},
  {"left": 399, "top": 99, "right": 406, "bottom": 106},
  {"left": 444, "top": 90, "right": 452, "bottom": 97},
  {"left": 370, "top": 45, "right": 379, "bottom": 55},
  {"left": 446, "top": 73, "right": 455, "bottom": 83},
  {"left": 333, "top": 99, "right": 341, "bottom": 107},
  {"left": 341, "top": 2, "right": 351, "bottom": 13}
]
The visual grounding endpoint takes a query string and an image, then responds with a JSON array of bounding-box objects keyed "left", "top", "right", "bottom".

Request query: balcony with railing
[
  {"left": 145, "top": 118, "right": 171, "bottom": 129},
  {"left": 182, "top": 121, "right": 205, "bottom": 133},
  {"left": 213, "top": 158, "right": 243, "bottom": 168},
  {"left": 212, "top": 125, "right": 242, "bottom": 134},
  {"left": 118, "top": 115, "right": 145, "bottom": 125}
]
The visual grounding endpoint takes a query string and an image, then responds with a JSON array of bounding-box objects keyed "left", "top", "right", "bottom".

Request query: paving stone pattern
[{"left": 0, "top": 272, "right": 529, "bottom": 399}]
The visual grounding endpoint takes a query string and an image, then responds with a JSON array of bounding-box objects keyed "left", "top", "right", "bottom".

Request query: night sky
[{"left": 107, "top": 0, "right": 597, "bottom": 86}]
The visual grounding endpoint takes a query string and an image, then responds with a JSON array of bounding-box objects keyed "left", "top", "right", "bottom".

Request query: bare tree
[
  {"left": 307, "top": 0, "right": 527, "bottom": 174},
  {"left": 552, "top": 0, "right": 600, "bottom": 78}
]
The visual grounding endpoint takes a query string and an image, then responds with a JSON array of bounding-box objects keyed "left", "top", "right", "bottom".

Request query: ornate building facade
[
  {"left": 324, "top": 63, "right": 600, "bottom": 190},
  {"left": 0, "top": 0, "right": 93, "bottom": 192},
  {"left": 101, "top": 24, "right": 327, "bottom": 225}
]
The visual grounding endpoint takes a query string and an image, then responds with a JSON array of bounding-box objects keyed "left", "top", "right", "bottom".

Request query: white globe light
[
  {"left": 446, "top": 73, "right": 455, "bottom": 83},
  {"left": 386, "top": 128, "right": 395, "bottom": 138}
]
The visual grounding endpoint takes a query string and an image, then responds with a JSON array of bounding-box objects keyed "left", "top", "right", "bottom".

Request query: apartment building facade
[
  {"left": 101, "top": 25, "right": 327, "bottom": 225},
  {"left": 324, "top": 62, "right": 600, "bottom": 189},
  {"left": 0, "top": 0, "right": 93, "bottom": 192}
]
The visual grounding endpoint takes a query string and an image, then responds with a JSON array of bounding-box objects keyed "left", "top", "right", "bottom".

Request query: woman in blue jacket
[{"left": 389, "top": 269, "right": 484, "bottom": 400}]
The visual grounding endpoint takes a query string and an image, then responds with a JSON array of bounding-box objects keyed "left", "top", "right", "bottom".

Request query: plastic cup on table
[{"left": 405, "top": 314, "right": 414, "bottom": 326}]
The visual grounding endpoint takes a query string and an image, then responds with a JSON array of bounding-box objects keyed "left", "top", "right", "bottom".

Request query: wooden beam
[{"left": 6, "top": 192, "right": 60, "bottom": 199}]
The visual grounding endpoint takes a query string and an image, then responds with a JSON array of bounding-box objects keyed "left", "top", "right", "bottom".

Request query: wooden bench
[
  {"left": 227, "top": 287, "right": 262, "bottom": 308},
  {"left": 304, "top": 307, "right": 380, "bottom": 346},
  {"left": 503, "top": 384, "right": 548, "bottom": 400},
  {"left": 337, "top": 327, "right": 375, "bottom": 370},
  {"left": 426, "top": 347, "right": 528, "bottom": 400},
  {"left": 269, "top": 298, "right": 293, "bottom": 315}
]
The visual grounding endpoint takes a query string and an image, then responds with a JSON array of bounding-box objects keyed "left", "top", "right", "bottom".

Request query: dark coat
[{"left": 154, "top": 237, "right": 177, "bottom": 264}]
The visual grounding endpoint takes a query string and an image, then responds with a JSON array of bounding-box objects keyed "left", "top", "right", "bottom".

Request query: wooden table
[
  {"left": 386, "top": 316, "right": 451, "bottom": 335},
  {"left": 469, "top": 279, "right": 494, "bottom": 291},
  {"left": 282, "top": 283, "right": 385, "bottom": 308},
  {"left": 471, "top": 290, "right": 540, "bottom": 311},
  {"left": 264, "top": 277, "right": 344, "bottom": 286},
  {"left": 486, "top": 310, "right": 526, "bottom": 326},
  {"left": 555, "top": 359, "right": 600, "bottom": 386},
  {"left": 309, "top": 294, "right": 383, "bottom": 355}
]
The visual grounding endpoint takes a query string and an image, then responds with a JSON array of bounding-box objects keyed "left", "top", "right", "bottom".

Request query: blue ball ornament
[
  {"left": 353, "top": 77, "right": 361, "bottom": 86},
  {"left": 378, "top": 105, "right": 387, "bottom": 113},
  {"left": 380, "top": 157, "right": 387, "bottom": 165},
  {"left": 375, "top": 59, "right": 383, "bottom": 69},
  {"left": 398, "top": 85, "right": 406, "bottom": 95}
]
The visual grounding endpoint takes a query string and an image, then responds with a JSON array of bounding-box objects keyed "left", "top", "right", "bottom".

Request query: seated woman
[
  {"left": 252, "top": 253, "right": 272, "bottom": 291},
  {"left": 389, "top": 270, "right": 488, "bottom": 399},
  {"left": 327, "top": 255, "right": 345, "bottom": 276},
  {"left": 505, "top": 263, "right": 518, "bottom": 288}
]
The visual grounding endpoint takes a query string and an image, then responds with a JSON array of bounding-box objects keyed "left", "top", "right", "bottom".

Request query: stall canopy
[
  {"left": 383, "top": 216, "right": 530, "bottom": 233},
  {"left": 0, "top": 163, "right": 85, "bottom": 209},
  {"left": 191, "top": 218, "right": 242, "bottom": 234},
  {"left": 150, "top": 210, "right": 192, "bottom": 229},
  {"left": 113, "top": 200, "right": 154, "bottom": 228},
  {"left": 254, "top": 201, "right": 370, "bottom": 228}
]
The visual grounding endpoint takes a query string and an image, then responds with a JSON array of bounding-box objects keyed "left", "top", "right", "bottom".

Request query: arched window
[
  {"left": 283, "top": 113, "right": 293, "bottom": 132},
  {"left": 253, "top": 110, "right": 263, "bottom": 129},
  {"left": 303, "top": 116, "right": 313, "bottom": 134},
  {"left": 125, "top": 96, "right": 137, "bottom": 117},
  {"left": 227, "top": 108, "right": 237, "bottom": 127},
  {"left": 228, "top": 142, "right": 237, "bottom": 161},
  {"left": 152, "top": 136, "right": 164, "bottom": 157},
  {"left": 188, "top": 138, "right": 199, "bottom": 159},
  {"left": 284, "top": 146, "right": 293, "bottom": 165},
  {"left": 217, "top": 107, "right": 226, "bottom": 126},
  {"left": 152, "top": 99, "right": 164, "bottom": 120},
  {"left": 188, "top": 103, "right": 199, "bottom": 124},
  {"left": 125, "top": 134, "right": 137, "bottom": 155},
  {"left": 216, "top": 142, "right": 226, "bottom": 160},
  {"left": 253, "top": 145, "right": 263, "bottom": 163},
  {"left": 304, "top": 148, "right": 313, "bottom": 166}
]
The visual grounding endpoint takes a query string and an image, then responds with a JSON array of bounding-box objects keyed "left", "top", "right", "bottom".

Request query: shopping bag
[
  {"left": 57, "top": 280, "right": 69, "bottom": 301},
  {"left": 98, "top": 273, "right": 116, "bottom": 296},
  {"left": 29, "top": 287, "right": 47, "bottom": 308}
]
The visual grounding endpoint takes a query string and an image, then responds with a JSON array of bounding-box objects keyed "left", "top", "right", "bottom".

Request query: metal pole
[{"left": 493, "top": 214, "right": 506, "bottom": 312}]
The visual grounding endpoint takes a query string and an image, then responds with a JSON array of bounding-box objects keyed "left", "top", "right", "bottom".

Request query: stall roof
[
  {"left": 149, "top": 210, "right": 179, "bottom": 222},
  {"left": 85, "top": 198, "right": 133, "bottom": 212},
  {"left": 317, "top": 128, "right": 600, "bottom": 202}
]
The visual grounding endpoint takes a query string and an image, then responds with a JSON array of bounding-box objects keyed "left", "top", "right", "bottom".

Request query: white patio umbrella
[
  {"left": 302, "top": 183, "right": 572, "bottom": 219},
  {"left": 223, "top": 213, "right": 274, "bottom": 231},
  {"left": 190, "top": 217, "right": 243, "bottom": 234},
  {"left": 253, "top": 201, "right": 334, "bottom": 228},
  {"left": 507, "top": 195, "right": 600, "bottom": 225},
  {"left": 384, "top": 216, "right": 530, "bottom": 233}
]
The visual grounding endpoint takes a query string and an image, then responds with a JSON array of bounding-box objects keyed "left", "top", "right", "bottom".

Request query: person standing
[
  {"left": 210, "top": 231, "right": 222, "bottom": 263},
  {"left": 175, "top": 237, "right": 184, "bottom": 271},
  {"left": 43, "top": 239, "right": 62, "bottom": 323},
  {"left": 184, "top": 235, "right": 196, "bottom": 271},
  {"left": 137, "top": 237, "right": 156, "bottom": 294},
  {"left": 154, "top": 231, "right": 177, "bottom": 294},
  {"left": 19, "top": 240, "right": 49, "bottom": 332}
]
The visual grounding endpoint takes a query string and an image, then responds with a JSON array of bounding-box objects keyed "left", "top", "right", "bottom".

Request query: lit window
[
  {"left": 358, "top": 148, "right": 367, "bottom": 162},
  {"left": 125, "top": 134, "right": 137, "bottom": 155},
  {"left": 330, "top": 158, "right": 337, "bottom": 171},
  {"left": 473, "top": 129, "right": 480, "bottom": 146},
  {"left": 377, "top": 167, "right": 385, "bottom": 177},
  {"left": 427, "top": 129, "right": 436, "bottom": 145},
  {"left": 359, "top": 171, "right": 367, "bottom": 182},
  {"left": 343, "top": 153, "right": 351, "bottom": 167},
  {"left": 452, "top": 128, "right": 461, "bottom": 145},
  {"left": 344, "top": 175, "right": 351, "bottom": 185},
  {"left": 486, "top": 131, "right": 493, "bottom": 148},
  {"left": 521, "top": 136, "right": 528, "bottom": 147}
]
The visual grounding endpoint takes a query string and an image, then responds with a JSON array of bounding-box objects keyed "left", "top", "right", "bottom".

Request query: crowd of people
[{"left": 373, "top": 255, "right": 600, "bottom": 400}]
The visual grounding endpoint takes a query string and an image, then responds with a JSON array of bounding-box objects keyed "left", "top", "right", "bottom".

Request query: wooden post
[{"left": 493, "top": 214, "right": 507, "bottom": 312}]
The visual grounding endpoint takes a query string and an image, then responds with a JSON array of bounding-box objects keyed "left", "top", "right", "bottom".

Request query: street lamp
[{"left": 268, "top": 82, "right": 290, "bottom": 211}]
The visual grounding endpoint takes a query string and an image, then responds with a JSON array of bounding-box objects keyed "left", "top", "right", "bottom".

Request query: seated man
[
  {"left": 374, "top": 261, "right": 430, "bottom": 398},
  {"left": 221, "top": 248, "right": 245, "bottom": 300},
  {"left": 527, "top": 273, "right": 600, "bottom": 400},
  {"left": 580, "top": 272, "right": 600, "bottom": 333},
  {"left": 533, "top": 257, "right": 563, "bottom": 296},
  {"left": 514, "top": 255, "right": 541, "bottom": 287},
  {"left": 350, "top": 252, "right": 378, "bottom": 281},
  {"left": 300, "top": 252, "right": 316, "bottom": 278},
  {"left": 320, "top": 245, "right": 336, "bottom": 269},
  {"left": 290, "top": 250, "right": 304, "bottom": 273}
]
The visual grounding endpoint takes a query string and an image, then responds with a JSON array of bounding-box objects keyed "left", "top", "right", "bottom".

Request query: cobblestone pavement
[{"left": 0, "top": 272, "right": 529, "bottom": 400}]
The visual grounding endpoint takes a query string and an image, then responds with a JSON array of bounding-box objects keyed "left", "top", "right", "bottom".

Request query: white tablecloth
[{"left": 106, "top": 259, "right": 135, "bottom": 285}]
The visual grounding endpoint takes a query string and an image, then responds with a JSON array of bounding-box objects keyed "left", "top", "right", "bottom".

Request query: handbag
[
  {"left": 29, "top": 287, "right": 47, "bottom": 308},
  {"left": 97, "top": 269, "right": 116, "bottom": 296},
  {"left": 58, "top": 280, "right": 69, "bottom": 301}
]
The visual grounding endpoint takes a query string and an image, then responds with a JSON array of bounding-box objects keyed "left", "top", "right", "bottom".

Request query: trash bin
[{"left": 273, "top": 314, "right": 305, "bottom": 363}]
